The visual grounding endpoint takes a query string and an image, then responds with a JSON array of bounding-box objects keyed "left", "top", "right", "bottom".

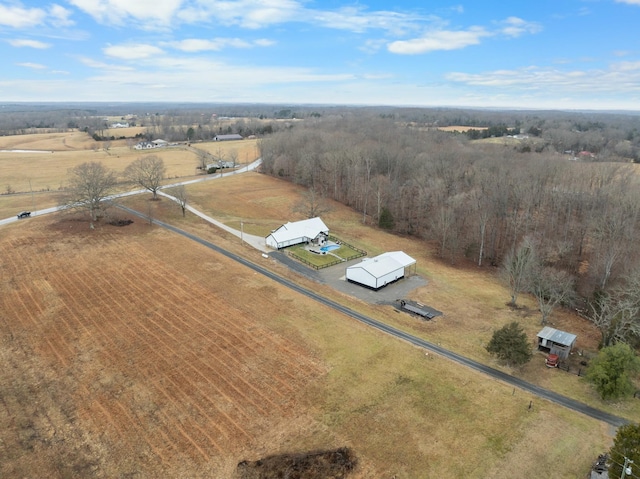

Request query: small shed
[
  {"left": 265, "top": 217, "right": 329, "bottom": 250},
  {"left": 345, "top": 251, "right": 416, "bottom": 290},
  {"left": 214, "top": 134, "right": 243, "bottom": 141},
  {"left": 536, "top": 327, "right": 577, "bottom": 360}
]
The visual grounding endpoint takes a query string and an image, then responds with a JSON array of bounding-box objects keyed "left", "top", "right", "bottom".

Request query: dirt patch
[{"left": 235, "top": 447, "right": 358, "bottom": 479}]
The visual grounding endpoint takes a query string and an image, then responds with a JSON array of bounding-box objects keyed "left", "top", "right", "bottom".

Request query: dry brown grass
[
  {"left": 0, "top": 212, "right": 612, "bottom": 478},
  {"left": 0, "top": 131, "right": 258, "bottom": 194},
  {"left": 0, "top": 132, "right": 632, "bottom": 478}
]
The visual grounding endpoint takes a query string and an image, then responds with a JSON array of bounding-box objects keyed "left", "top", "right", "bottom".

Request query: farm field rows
[
  {"left": 0, "top": 219, "right": 328, "bottom": 477},
  {"left": 0, "top": 208, "right": 615, "bottom": 478},
  {"left": 0, "top": 137, "right": 635, "bottom": 477}
]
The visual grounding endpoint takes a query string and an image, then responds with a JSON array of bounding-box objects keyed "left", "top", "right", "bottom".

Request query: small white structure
[
  {"left": 134, "top": 141, "right": 155, "bottom": 150},
  {"left": 346, "top": 251, "right": 416, "bottom": 290},
  {"left": 265, "top": 217, "right": 329, "bottom": 250},
  {"left": 214, "top": 134, "right": 243, "bottom": 141},
  {"left": 537, "top": 327, "right": 577, "bottom": 359}
]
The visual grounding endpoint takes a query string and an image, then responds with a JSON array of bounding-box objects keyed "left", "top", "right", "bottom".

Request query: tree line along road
[{"left": 121, "top": 204, "right": 631, "bottom": 429}]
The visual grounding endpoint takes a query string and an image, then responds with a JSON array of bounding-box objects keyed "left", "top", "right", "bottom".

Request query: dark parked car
[{"left": 17, "top": 211, "right": 31, "bottom": 219}]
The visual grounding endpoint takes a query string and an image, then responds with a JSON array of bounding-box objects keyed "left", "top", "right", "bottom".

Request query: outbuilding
[
  {"left": 536, "top": 327, "right": 577, "bottom": 360},
  {"left": 265, "top": 217, "right": 329, "bottom": 250},
  {"left": 345, "top": 251, "right": 416, "bottom": 290},
  {"left": 214, "top": 134, "right": 243, "bottom": 141}
]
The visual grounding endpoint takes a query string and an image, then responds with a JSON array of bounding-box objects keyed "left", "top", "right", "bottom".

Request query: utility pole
[{"left": 621, "top": 457, "right": 633, "bottom": 479}]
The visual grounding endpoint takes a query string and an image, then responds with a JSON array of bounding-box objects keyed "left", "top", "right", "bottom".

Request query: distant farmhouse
[
  {"left": 134, "top": 139, "right": 168, "bottom": 150},
  {"left": 214, "top": 134, "right": 243, "bottom": 141},
  {"left": 110, "top": 122, "right": 130, "bottom": 128},
  {"left": 266, "top": 217, "right": 329, "bottom": 250},
  {"left": 206, "top": 160, "right": 236, "bottom": 170},
  {"left": 346, "top": 251, "right": 416, "bottom": 290}
]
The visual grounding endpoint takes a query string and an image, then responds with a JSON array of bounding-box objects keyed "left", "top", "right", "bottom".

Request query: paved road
[
  {"left": 0, "top": 159, "right": 262, "bottom": 227},
  {"left": 118, "top": 206, "right": 630, "bottom": 429}
]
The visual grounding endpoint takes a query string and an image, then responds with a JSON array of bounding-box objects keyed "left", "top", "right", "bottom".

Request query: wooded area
[{"left": 259, "top": 111, "right": 640, "bottom": 344}]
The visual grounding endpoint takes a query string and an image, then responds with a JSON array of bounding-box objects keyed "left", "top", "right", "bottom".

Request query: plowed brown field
[{"left": 0, "top": 217, "right": 328, "bottom": 477}]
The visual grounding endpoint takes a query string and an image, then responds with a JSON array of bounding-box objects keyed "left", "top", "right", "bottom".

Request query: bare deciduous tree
[
  {"left": 501, "top": 236, "right": 537, "bottom": 307},
  {"left": 293, "top": 187, "right": 332, "bottom": 219},
  {"left": 168, "top": 185, "right": 188, "bottom": 217},
  {"left": 589, "top": 271, "right": 640, "bottom": 347},
  {"left": 63, "top": 161, "right": 118, "bottom": 228},
  {"left": 124, "top": 155, "right": 166, "bottom": 200},
  {"left": 529, "top": 266, "right": 575, "bottom": 325}
]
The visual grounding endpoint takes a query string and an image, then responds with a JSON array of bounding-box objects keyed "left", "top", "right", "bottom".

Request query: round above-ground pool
[{"left": 320, "top": 244, "right": 340, "bottom": 252}]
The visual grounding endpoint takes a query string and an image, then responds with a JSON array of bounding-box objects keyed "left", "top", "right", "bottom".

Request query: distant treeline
[{"left": 260, "top": 112, "right": 640, "bottom": 299}]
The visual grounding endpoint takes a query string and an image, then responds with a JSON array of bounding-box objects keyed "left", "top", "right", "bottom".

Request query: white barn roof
[
  {"left": 352, "top": 251, "right": 415, "bottom": 279},
  {"left": 267, "top": 217, "right": 329, "bottom": 246},
  {"left": 536, "top": 327, "right": 577, "bottom": 347}
]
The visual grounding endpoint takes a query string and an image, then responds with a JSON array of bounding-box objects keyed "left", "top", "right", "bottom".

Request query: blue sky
[{"left": 1, "top": 0, "right": 640, "bottom": 110}]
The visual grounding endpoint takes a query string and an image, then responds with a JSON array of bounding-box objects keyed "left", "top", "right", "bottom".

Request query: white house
[
  {"left": 346, "top": 251, "right": 416, "bottom": 290},
  {"left": 134, "top": 141, "right": 156, "bottom": 150},
  {"left": 265, "top": 217, "right": 329, "bottom": 250}
]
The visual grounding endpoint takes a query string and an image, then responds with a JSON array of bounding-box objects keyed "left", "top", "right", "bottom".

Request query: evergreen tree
[
  {"left": 486, "top": 321, "right": 532, "bottom": 366},
  {"left": 379, "top": 207, "right": 395, "bottom": 230},
  {"left": 609, "top": 423, "right": 640, "bottom": 479}
]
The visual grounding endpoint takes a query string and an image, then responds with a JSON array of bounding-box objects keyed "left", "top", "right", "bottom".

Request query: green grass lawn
[{"left": 288, "top": 241, "right": 364, "bottom": 268}]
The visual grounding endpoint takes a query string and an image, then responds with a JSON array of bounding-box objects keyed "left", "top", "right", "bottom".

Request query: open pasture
[
  {"left": 0, "top": 213, "right": 613, "bottom": 478},
  {"left": 0, "top": 129, "right": 259, "bottom": 194}
]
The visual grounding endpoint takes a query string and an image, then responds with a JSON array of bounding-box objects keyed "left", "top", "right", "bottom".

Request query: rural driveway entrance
[{"left": 119, "top": 207, "right": 630, "bottom": 429}]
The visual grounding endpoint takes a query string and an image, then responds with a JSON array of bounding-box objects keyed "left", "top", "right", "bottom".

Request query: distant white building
[
  {"left": 214, "top": 134, "right": 243, "bottom": 141},
  {"left": 346, "top": 251, "right": 416, "bottom": 290},
  {"left": 265, "top": 217, "right": 329, "bottom": 250},
  {"left": 133, "top": 139, "right": 168, "bottom": 150},
  {"left": 110, "top": 122, "right": 129, "bottom": 128}
]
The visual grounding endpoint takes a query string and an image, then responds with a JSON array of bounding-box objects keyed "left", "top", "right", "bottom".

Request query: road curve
[{"left": 118, "top": 205, "right": 630, "bottom": 428}]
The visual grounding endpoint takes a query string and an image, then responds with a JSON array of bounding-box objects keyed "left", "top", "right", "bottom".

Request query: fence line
[{"left": 287, "top": 236, "right": 367, "bottom": 270}]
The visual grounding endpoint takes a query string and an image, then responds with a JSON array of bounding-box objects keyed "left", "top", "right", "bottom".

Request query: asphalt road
[{"left": 119, "top": 205, "right": 630, "bottom": 429}]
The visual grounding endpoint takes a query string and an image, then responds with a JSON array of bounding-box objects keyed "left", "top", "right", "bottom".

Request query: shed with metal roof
[{"left": 537, "top": 326, "right": 577, "bottom": 359}]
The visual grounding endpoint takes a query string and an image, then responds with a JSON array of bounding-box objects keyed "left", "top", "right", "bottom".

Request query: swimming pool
[{"left": 320, "top": 244, "right": 340, "bottom": 252}]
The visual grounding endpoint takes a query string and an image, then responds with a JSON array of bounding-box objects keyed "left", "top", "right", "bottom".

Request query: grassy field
[
  {"left": 0, "top": 130, "right": 636, "bottom": 478},
  {"left": 0, "top": 211, "right": 612, "bottom": 478},
  {"left": 0, "top": 130, "right": 259, "bottom": 195}
]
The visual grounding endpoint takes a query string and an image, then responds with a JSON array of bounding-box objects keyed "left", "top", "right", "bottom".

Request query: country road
[
  {"left": 0, "top": 159, "right": 262, "bottom": 227},
  {"left": 117, "top": 204, "right": 630, "bottom": 429}
]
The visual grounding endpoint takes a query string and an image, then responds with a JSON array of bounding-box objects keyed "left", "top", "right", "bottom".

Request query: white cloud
[
  {"left": 166, "top": 37, "right": 272, "bottom": 52},
  {"left": 612, "top": 61, "right": 640, "bottom": 71},
  {"left": 0, "top": 4, "right": 47, "bottom": 28},
  {"left": 616, "top": 0, "right": 640, "bottom": 5},
  {"left": 0, "top": 3, "right": 74, "bottom": 29},
  {"left": 78, "top": 56, "right": 135, "bottom": 71},
  {"left": 68, "top": 0, "right": 183, "bottom": 27},
  {"left": 17, "top": 62, "right": 47, "bottom": 69},
  {"left": 8, "top": 39, "right": 52, "bottom": 49},
  {"left": 388, "top": 27, "right": 489, "bottom": 54},
  {"left": 446, "top": 65, "right": 640, "bottom": 95},
  {"left": 498, "top": 17, "right": 542, "bottom": 37},
  {"left": 103, "top": 44, "right": 165, "bottom": 60},
  {"left": 49, "top": 4, "right": 75, "bottom": 27}
]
